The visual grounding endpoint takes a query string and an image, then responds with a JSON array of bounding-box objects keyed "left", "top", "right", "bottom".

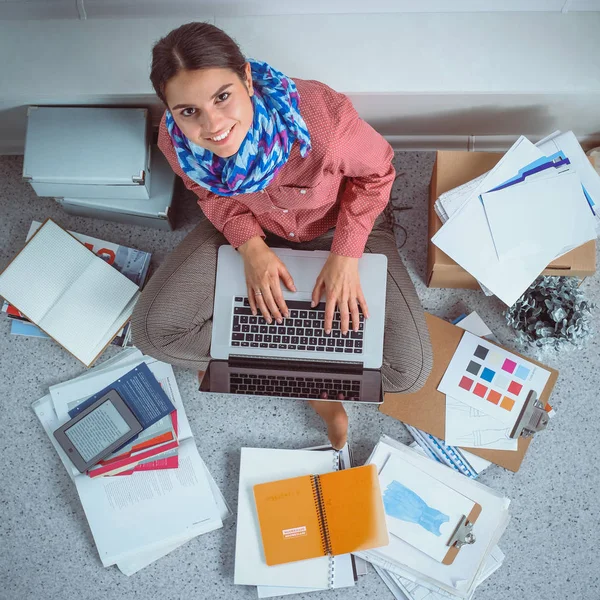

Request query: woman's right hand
[{"left": 237, "top": 236, "right": 296, "bottom": 323}]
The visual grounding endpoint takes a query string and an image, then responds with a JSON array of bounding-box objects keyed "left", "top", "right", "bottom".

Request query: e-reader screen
[
  {"left": 64, "top": 400, "right": 132, "bottom": 462},
  {"left": 54, "top": 389, "right": 143, "bottom": 473}
]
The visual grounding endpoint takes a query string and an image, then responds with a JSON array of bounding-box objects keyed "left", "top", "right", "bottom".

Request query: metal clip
[
  {"left": 510, "top": 390, "right": 549, "bottom": 439},
  {"left": 447, "top": 515, "right": 476, "bottom": 549}
]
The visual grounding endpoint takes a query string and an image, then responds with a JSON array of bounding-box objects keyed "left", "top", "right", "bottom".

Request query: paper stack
[
  {"left": 234, "top": 445, "right": 360, "bottom": 597},
  {"left": 33, "top": 348, "right": 230, "bottom": 575},
  {"left": 432, "top": 131, "right": 600, "bottom": 306},
  {"left": 1, "top": 221, "right": 151, "bottom": 347},
  {"left": 357, "top": 435, "right": 510, "bottom": 600}
]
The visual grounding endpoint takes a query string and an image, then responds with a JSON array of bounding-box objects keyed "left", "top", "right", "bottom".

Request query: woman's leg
[
  {"left": 364, "top": 217, "right": 433, "bottom": 393},
  {"left": 130, "top": 218, "right": 226, "bottom": 371}
]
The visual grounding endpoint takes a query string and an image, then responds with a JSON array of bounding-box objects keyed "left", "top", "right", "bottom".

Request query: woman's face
[{"left": 165, "top": 63, "right": 254, "bottom": 158}]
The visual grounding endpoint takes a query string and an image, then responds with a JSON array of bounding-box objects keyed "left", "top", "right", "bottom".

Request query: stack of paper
[
  {"left": 235, "top": 446, "right": 359, "bottom": 597},
  {"left": 432, "top": 131, "right": 600, "bottom": 306},
  {"left": 1, "top": 221, "right": 151, "bottom": 347},
  {"left": 32, "top": 349, "right": 230, "bottom": 575},
  {"left": 357, "top": 435, "right": 510, "bottom": 600}
]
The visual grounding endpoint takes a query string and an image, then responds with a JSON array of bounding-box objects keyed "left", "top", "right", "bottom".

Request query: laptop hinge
[{"left": 227, "top": 354, "right": 364, "bottom": 374}]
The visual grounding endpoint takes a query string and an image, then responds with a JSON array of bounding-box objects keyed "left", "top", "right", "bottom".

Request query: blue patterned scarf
[{"left": 165, "top": 59, "right": 311, "bottom": 197}]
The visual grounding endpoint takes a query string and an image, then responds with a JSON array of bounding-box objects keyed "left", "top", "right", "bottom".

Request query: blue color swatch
[
  {"left": 480, "top": 367, "right": 495, "bottom": 382},
  {"left": 515, "top": 365, "right": 530, "bottom": 380}
]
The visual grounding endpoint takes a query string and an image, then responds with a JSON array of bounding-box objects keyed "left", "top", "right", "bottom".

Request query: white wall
[{"left": 1, "top": 11, "right": 599, "bottom": 154}]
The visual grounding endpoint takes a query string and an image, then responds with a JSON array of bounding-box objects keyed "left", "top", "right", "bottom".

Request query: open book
[{"left": 0, "top": 218, "right": 140, "bottom": 366}]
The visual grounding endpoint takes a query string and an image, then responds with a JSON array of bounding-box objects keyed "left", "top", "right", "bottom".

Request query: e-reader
[{"left": 53, "top": 389, "right": 143, "bottom": 473}]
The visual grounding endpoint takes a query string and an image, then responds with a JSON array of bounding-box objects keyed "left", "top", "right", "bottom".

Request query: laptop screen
[{"left": 199, "top": 358, "right": 383, "bottom": 404}]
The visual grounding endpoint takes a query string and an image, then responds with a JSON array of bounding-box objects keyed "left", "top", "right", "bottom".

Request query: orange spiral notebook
[{"left": 253, "top": 464, "right": 389, "bottom": 566}]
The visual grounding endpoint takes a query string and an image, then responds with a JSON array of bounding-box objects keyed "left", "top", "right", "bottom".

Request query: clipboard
[
  {"left": 442, "top": 502, "right": 481, "bottom": 565},
  {"left": 380, "top": 313, "right": 559, "bottom": 473}
]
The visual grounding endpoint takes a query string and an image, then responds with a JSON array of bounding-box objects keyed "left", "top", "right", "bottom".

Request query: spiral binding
[{"left": 309, "top": 450, "right": 341, "bottom": 589}]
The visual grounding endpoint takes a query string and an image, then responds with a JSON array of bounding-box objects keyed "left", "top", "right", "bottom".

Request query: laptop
[{"left": 200, "top": 245, "right": 387, "bottom": 404}]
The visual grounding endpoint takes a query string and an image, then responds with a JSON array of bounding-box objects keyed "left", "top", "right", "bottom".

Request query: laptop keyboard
[
  {"left": 230, "top": 297, "right": 364, "bottom": 354},
  {"left": 229, "top": 372, "right": 362, "bottom": 399}
]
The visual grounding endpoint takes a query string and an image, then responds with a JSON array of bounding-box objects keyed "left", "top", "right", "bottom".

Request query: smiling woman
[{"left": 132, "top": 22, "right": 432, "bottom": 449}]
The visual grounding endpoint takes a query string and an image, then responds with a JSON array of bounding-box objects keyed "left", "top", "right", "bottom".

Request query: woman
[{"left": 132, "top": 22, "right": 432, "bottom": 449}]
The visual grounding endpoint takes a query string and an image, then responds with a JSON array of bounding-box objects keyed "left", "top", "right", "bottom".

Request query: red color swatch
[
  {"left": 473, "top": 383, "right": 488, "bottom": 398},
  {"left": 459, "top": 376, "right": 474, "bottom": 391},
  {"left": 507, "top": 381, "right": 523, "bottom": 396}
]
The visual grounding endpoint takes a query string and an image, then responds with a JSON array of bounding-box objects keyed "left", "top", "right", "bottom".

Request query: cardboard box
[
  {"left": 381, "top": 314, "right": 559, "bottom": 472},
  {"left": 427, "top": 151, "right": 597, "bottom": 288}
]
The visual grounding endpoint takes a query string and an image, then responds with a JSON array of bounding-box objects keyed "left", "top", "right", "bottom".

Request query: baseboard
[
  {"left": 386, "top": 134, "right": 600, "bottom": 152},
  {"left": 0, "top": 140, "right": 26, "bottom": 156},
  {"left": 3, "top": 133, "right": 600, "bottom": 157}
]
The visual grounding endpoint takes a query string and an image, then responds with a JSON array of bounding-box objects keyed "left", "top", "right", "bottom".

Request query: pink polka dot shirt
[{"left": 158, "top": 78, "right": 395, "bottom": 258}]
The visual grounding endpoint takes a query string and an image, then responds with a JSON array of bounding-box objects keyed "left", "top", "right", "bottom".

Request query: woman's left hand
[{"left": 311, "top": 253, "right": 370, "bottom": 335}]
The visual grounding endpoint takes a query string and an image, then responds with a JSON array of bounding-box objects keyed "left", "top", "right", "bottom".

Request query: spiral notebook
[
  {"left": 235, "top": 447, "right": 356, "bottom": 589},
  {"left": 254, "top": 464, "right": 388, "bottom": 566}
]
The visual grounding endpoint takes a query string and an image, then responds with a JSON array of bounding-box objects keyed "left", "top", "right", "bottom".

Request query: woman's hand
[
  {"left": 238, "top": 236, "right": 296, "bottom": 323},
  {"left": 311, "top": 253, "right": 369, "bottom": 334}
]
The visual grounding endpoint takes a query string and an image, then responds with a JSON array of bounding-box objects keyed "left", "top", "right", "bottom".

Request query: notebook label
[{"left": 282, "top": 526, "right": 307, "bottom": 539}]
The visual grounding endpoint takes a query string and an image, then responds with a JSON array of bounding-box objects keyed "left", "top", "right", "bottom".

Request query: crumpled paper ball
[{"left": 505, "top": 276, "right": 594, "bottom": 352}]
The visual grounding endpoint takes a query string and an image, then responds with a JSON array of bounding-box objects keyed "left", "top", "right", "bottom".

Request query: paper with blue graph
[{"left": 378, "top": 455, "right": 478, "bottom": 563}]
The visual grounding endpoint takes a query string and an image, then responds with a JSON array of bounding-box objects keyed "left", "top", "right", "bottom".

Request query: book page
[
  {"left": 39, "top": 257, "right": 139, "bottom": 363},
  {"left": 74, "top": 438, "right": 222, "bottom": 567},
  {"left": 0, "top": 220, "right": 95, "bottom": 323}
]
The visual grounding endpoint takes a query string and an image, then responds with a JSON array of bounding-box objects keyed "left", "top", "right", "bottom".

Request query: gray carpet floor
[{"left": 1, "top": 152, "right": 599, "bottom": 600}]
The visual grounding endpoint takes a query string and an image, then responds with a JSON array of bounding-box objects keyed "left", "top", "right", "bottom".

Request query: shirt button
[
  {"left": 289, "top": 232, "right": 295, "bottom": 238},
  {"left": 299, "top": 189, "right": 307, "bottom": 194},
  {"left": 282, "top": 209, "right": 289, "bottom": 214}
]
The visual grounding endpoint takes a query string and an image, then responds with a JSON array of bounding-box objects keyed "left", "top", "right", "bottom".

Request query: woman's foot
[{"left": 308, "top": 399, "right": 348, "bottom": 450}]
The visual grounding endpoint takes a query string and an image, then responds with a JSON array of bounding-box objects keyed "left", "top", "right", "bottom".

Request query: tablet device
[{"left": 53, "top": 389, "right": 143, "bottom": 473}]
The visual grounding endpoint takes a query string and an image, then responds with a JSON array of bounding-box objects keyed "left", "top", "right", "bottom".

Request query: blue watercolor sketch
[{"left": 383, "top": 480, "right": 450, "bottom": 536}]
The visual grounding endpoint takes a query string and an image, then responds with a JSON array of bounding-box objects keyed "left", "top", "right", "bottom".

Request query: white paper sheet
[
  {"left": 437, "top": 331, "right": 552, "bottom": 427},
  {"left": 356, "top": 437, "right": 511, "bottom": 599},
  {"left": 431, "top": 138, "right": 561, "bottom": 306},
  {"left": 454, "top": 312, "right": 495, "bottom": 342},
  {"left": 256, "top": 554, "right": 356, "bottom": 597},
  {"left": 537, "top": 130, "right": 600, "bottom": 226},
  {"left": 74, "top": 438, "right": 222, "bottom": 566},
  {"left": 234, "top": 447, "right": 343, "bottom": 589},
  {"left": 116, "top": 455, "right": 231, "bottom": 576},
  {"left": 482, "top": 172, "right": 596, "bottom": 260},
  {"left": 445, "top": 396, "right": 518, "bottom": 451},
  {"left": 378, "top": 456, "right": 476, "bottom": 562}
]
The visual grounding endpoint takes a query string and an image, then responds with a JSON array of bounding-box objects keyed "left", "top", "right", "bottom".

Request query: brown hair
[{"left": 150, "top": 22, "right": 248, "bottom": 105}]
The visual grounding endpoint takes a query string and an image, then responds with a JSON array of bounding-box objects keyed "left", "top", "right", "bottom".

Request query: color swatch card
[
  {"left": 378, "top": 455, "right": 477, "bottom": 563},
  {"left": 437, "top": 332, "right": 552, "bottom": 427}
]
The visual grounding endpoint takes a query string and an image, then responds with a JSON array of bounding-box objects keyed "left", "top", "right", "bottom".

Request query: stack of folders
[
  {"left": 432, "top": 131, "right": 600, "bottom": 306},
  {"left": 1, "top": 221, "right": 151, "bottom": 347},
  {"left": 0, "top": 219, "right": 141, "bottom": 366},
  {"left": 357, "top": 435, "right": 510, "bottom": 600},
  {"left": 33, "top": 348, "right": 230, "bottom": 575},
  {"left": 234, "top": 445, "right": 386, "bottom": 597}
]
